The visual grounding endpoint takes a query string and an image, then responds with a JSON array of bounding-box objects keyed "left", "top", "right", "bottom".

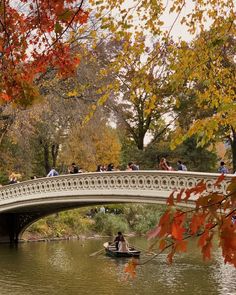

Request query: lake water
[{"left": 0, "top": 237, "right": 235, "bottom": 295}]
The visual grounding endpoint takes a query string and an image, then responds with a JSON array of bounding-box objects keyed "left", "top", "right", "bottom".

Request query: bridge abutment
[
  {"left": 0, "top": 214, "right": 20, "bottom": 243},
  {"left": 0, "top": 212, "right": 43, "bottom": 243}
]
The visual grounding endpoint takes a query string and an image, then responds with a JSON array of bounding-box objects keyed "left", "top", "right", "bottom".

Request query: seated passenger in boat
[{"left": 118, "top": 236, "right": 129, "bottom": 252}]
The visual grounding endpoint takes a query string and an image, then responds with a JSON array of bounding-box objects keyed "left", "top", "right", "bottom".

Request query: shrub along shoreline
[{"left": 22, "top": 204, "right": 166, "bottom": 242}]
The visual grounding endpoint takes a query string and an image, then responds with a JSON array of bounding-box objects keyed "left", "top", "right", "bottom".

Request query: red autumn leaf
[
  {"left": 190, "top": 213, "right": 207, "bottom": 235},
  {"left": 124, "top": 258, "right": 139, "bottom": 279},
  {"left": 0, "top": 93, "right": 11, "bottom": 101},
  {"left": 198, "top": 229, "right": 209, "bottom": 248},
  {"left": 195, "top": 180, "right": 207, "bottom": 194},
  {"left": 214, "top": 174, "right": 225, "bottom": 187},
  {"left": 202, "top": 238, "right": 213, "bottom": 261},
  {"left": 159, "top": 239, "right": 167, "bottom": 250},
  {"left": 175, "top": 240, "right": 188, "bottom": 253},
  {"left": 172, "top": 222, "right": 185, "bottom": 240},
  {"left": 167, "top": 251, "right": 175, "bottom": 264},
  {"left": 174, "top": 211, "right": 185, "bottom": 224},
  {"left": 159, "top": 210, "right": 171, "bottom": 226},
  {"left": 176, "top": 188, "right": 185, "bottom": 203},
  {"left": 156, "top": 211, "right": 172, "bottom": 237},
  {"left": 167, "top": 190, "right": 175, "bottom": 205},
  {"left": 184, "top": 180, "right": 206, "bottom": 202}
]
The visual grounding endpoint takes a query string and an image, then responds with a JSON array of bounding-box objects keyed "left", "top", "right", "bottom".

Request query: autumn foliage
[
  {"left": 125, "top": 175, "right": 236, "bottom": 278},
  {"left": 0, "top": 0, "right": 88, "bottom": 104}
]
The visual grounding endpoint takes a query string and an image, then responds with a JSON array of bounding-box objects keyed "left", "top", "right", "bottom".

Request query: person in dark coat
[
  {"left": 70, "top": 163, "right": 79, "bottom": 174},
  {"left": 114, "top": 232, "right": 123, "bottom": 250}
]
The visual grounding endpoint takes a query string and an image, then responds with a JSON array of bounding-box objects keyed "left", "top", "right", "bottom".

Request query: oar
[
  {"left": 89, "top": 248, "right": 105, "bottom": 257},
  {"left": 89, "top": 242, "right": 115, "bottom": 257}
]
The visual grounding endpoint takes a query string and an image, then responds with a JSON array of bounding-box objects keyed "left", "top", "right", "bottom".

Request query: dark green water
[{"left": 0, "top": 237, "right": 235, "bottom": 295}]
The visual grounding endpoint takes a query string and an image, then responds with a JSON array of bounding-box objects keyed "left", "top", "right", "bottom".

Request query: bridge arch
[{"left": 0, "top": 171, "right": 231, "bottom": 243}]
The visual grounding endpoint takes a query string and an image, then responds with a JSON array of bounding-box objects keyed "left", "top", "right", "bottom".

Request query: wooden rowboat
[{"left": 103, "top": 242, "right": 141, "bottom": 258}]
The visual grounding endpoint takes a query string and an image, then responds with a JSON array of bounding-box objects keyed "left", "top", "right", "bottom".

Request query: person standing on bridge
[
  {"left": 69, "top": 163, "right": 79, "bottom": 174},
  {"left": 47, "top": 167, "right": 59, "bottom": 177},
  {"left": 159, "top": 158, "right": 170, "bottom": 170},
  {"left": 127, "top": 162, "right": 139, "bottom": 171},
  {"left": 177, "top": 160, "right": 187, "bottom": 171},
  {"left": 218, "top": 161, "right": 228, "bottom": 174}
]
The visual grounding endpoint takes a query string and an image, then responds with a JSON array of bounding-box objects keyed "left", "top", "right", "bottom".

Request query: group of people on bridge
[
  {"left": 4, "top": 158, "right": 236, "bottom": 186},
  {"left": 159, "top": 158, "right": 187, "bottom": 171}
]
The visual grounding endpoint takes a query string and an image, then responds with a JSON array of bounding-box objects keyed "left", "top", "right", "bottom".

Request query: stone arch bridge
[{"left": 0, "top": 171, "right": 232, "bottom": 243}]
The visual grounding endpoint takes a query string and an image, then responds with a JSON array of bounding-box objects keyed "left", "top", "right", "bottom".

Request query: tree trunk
[
  {"left": 43, "top": 143, "right": 50, "bottom": 174},
  {"left": 136, "top": 135, "right": 144, "bottom": 150},
  {"left": 51, "top": 143, "right": 59, "bottom": 168}
]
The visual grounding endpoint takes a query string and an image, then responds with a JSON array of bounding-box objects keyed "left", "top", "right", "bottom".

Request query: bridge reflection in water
[{"left": 0, "top": 171, "right": 231, "bottom": 243}]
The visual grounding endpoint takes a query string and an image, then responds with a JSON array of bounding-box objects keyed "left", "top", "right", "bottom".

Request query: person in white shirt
[
  {"left": 47, "top": 168, "right": 59, "bottom": 177},
  {"left": 118, "top": 236, "right": 129, "bottom": 252}
]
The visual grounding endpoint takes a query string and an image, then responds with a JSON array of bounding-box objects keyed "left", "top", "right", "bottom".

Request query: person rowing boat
[{"left": 114, "top": 231, "right": 123, "bottom": 250}]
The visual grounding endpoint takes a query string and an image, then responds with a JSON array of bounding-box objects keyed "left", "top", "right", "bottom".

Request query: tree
[
  {"left": 8, "top": 89, "right": 88, "bottom": 176},
  {"left": 87, "top": 0, "right": 235, "bottom": 157},
  {"left": 170, "top": 19, "right": 236, "bottom": 171},
  {"left": 0, "top": 0, "right": 89, "bottom": 149},
  {"left": 105, "top": 37, "right": 172, "bottom": 151},
  {"left": 0, "top": 0, "right": 88, "bottom": 103},
  {"left": 59, "top": 115, "right": 121, "bottom": 171}
]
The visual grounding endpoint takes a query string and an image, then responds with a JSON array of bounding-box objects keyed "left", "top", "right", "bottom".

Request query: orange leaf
[
  {"left": 124, "top": 258, "right": 139, "bottom": 279},
  {"left": 175, "top": 240, "right": 187, "bottom": 253},
  {"left": 201, "top": 232, "right": 214, "bottom": 261},
  {"left": 0, "top": 93, "right": 11, "bottom": 101},
  {"left": 167, "top": 191, "right": 175, "bottom": 205},
  {"left": 190, "top": 213, "right": 207, "bottom": 235},
  {"left": 172, "top": 223, "right": 185, "bottom": 240},
  {"left": 159, "top": 239, "right": 167, "bottom": 250},
  {"left": 176, "top": 188, "right": 185, "bottom": 202},
  {"left": 198, "top": 230, "right": 209, "bottom": 248},
  {"left": 214, "top": 174, "right": 225, "bottom": 187},
  {"left": 167, "top": 251, "right": 174, "bottom": 264}
]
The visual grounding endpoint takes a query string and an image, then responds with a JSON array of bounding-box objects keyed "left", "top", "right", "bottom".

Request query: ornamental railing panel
[{"left": 0, "top": 171, "right": 233, "bottom": 206}]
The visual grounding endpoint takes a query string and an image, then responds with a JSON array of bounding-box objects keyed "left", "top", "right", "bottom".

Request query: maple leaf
[
  {"left": 0, "top": 93, "right": 11, "bottom": 101},
  {"left": 159, "top": 239, "right": 167, "bottom": 250},
  {"left": 124, "top": 258, "right": 139, "bottom": 279},
  {"left": 175, "top": 240, "right": 188, "bottom": 253},
  {"left": 167, "top": 250, "right": 175, "bottom": 264},
  {"left": 172, "top": 222, "right": 185, "bottom": 240},
  {"left": 198, "top": 228, "right": 211, "bottom": 248},
  {"left": 167, "top": 191, "right": 175, "bottom": 206},
  {"left": 214, "top": 174, "right": 225, "bottom": 187},
  {"left": 190, "top": 213, "right": 207, "bottom": 235},
  {"left": 202, "top": 239, "right": 213, "bottom": 261},
  {"left": 176, "top": 188, "right": 185, "bottom": 203}
]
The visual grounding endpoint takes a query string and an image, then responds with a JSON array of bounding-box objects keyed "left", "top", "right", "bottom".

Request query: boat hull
[{"left": 103, "top": 242, "right": 140, "bottom": 258}]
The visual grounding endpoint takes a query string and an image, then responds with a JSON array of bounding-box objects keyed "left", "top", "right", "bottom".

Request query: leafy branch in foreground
[{"left": 124, "top": 174, "right": 236, "bottom": 278}]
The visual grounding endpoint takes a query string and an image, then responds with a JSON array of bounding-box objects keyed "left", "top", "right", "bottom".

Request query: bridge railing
[{"left": 0, "top": 171, "right": 233, "bottom": 205}]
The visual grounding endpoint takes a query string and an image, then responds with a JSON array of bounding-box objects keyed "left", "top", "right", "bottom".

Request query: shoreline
[{"left": 20, "top": 232, "right": 137, "bottom": 243}]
